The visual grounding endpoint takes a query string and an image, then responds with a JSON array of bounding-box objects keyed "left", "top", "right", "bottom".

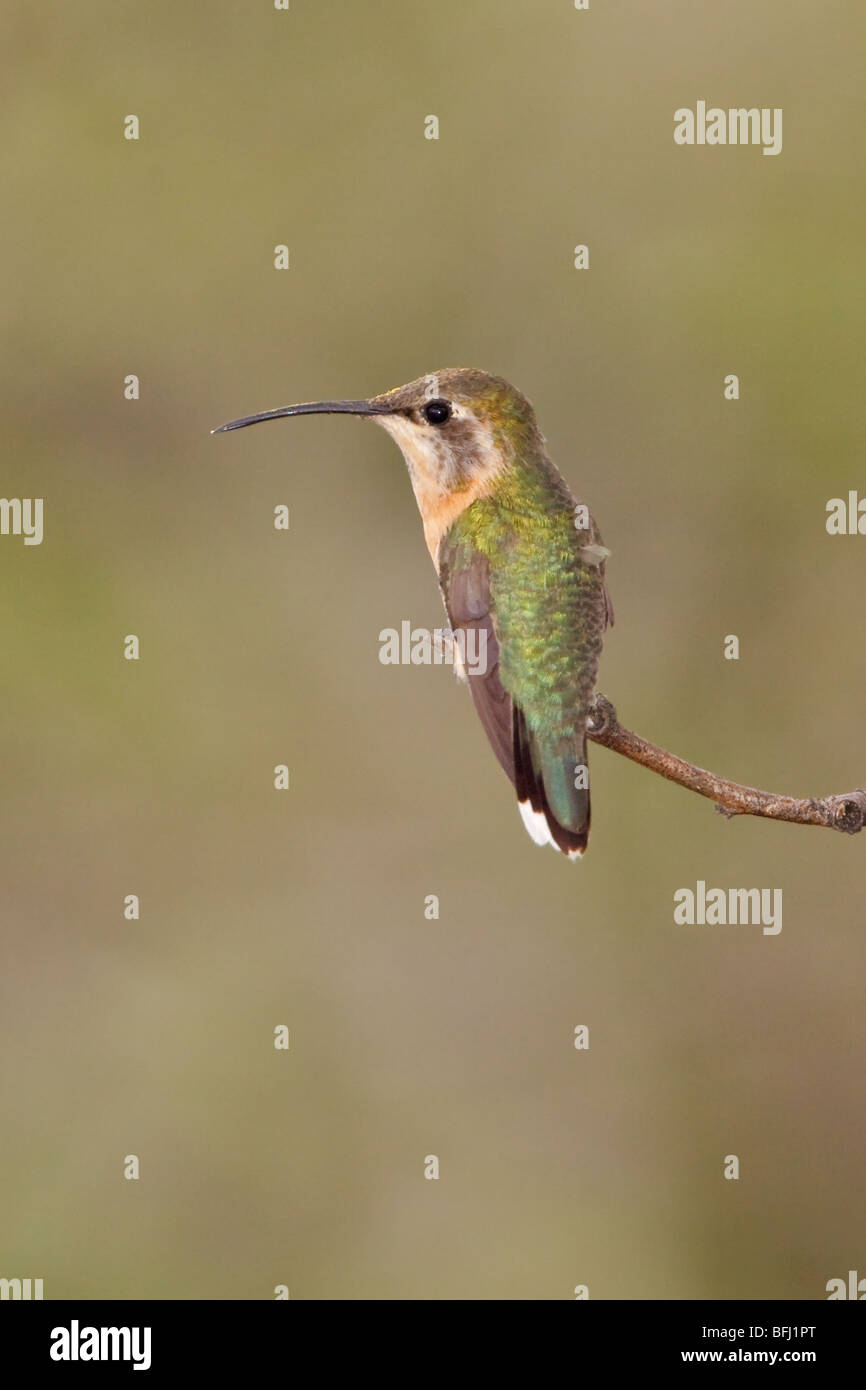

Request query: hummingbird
[{"left": 214, "top": 369, "right": 612, "bottom": 858}]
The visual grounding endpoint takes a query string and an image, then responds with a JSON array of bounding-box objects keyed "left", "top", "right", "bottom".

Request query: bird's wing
[{"left": 437, "top": 537, "right": 515, "bottom": 784}]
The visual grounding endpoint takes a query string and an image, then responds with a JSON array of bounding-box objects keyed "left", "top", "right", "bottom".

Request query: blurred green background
[{"left": 1, "top": 0, "right": 864, "bottom": 1300}]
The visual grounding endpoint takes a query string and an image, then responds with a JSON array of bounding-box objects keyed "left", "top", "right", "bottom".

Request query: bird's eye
[{"left": 423, "top": 399, "right": 452, "bottom": 425}]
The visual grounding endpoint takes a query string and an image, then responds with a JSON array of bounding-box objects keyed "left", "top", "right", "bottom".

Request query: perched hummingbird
[{"left": 214, "top": 369, "right": 612, "bottom": 858}]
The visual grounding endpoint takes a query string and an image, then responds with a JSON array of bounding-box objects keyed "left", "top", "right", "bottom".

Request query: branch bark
[{"left": 586, "top": 695, "right": 866, "bottom": 835}]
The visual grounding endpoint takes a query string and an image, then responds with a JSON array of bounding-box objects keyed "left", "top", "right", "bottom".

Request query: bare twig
[{"left": 586, "top": 695, "right": 866, "bottom": 835}]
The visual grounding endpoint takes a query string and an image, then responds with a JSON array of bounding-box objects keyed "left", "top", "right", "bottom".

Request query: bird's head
[{"left": 213, "top": 367, "right": 543, "bottom": 500}]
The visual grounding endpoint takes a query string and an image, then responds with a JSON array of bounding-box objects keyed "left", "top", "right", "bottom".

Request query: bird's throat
[{"left": 375, "top": 414, "right": 506, "bottom": 565}]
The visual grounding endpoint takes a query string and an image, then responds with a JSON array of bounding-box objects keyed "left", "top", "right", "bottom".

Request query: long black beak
[{"left": 211, "top": 399, "right": 391, "bottom": 434}]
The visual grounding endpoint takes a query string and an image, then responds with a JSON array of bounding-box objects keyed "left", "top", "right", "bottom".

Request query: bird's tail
[{"left": 513, "top": 708, "right": 590, "bottom": 860}]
